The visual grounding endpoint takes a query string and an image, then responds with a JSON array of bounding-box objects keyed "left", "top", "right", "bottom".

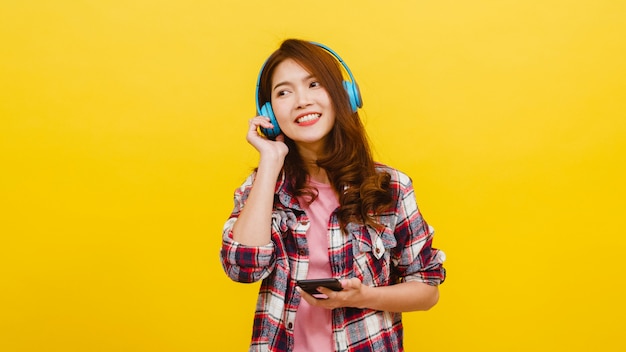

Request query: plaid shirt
[{"left": 221, "top": 163, "right": 446, "bottom": 352}]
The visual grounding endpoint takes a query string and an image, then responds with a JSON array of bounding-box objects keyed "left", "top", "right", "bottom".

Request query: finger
[
  {"left": 248, "top": 118, "right": 258, "bottom": 130},
  {"left": 250, "top": 116, "right": 271, "bottom": 124},
  {"left": 316, "top": 287, "right": 340, "bottom": 302},
  {"left": 249, "top": 117, "right": 274, "bottom": 133},
  {"left": 296, "top": 287, "right": 319, "bottom": 305},
  {"left": 316, "top": 286, "right": 333, "bottom": 296},
  {"left": 342, "top": 277, "right": 360, "bottom": 290},
  {"left": 247, "top": 118, "right": 266, "bottom": 136}
]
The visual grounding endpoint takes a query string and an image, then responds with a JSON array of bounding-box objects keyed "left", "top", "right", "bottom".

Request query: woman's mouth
[{"left": 296, "top": 113, "right": 321, "bottom": 125}]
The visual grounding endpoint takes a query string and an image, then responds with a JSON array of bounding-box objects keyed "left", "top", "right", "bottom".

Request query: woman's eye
[
  {"left": 277, "top": 90, "right": 288, "bottom": 97},
  {"left": 310, "top": 81, "right": 320, "bottom": 88}
]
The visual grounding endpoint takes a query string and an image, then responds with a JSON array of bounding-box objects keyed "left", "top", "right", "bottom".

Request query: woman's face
[{"left": 270, "top": 58, "right": 335, "bottom": 150}]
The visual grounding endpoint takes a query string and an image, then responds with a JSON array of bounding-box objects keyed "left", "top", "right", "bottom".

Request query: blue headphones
[{"left": 255, "top": 42, "right": 363, "bottom": 139}]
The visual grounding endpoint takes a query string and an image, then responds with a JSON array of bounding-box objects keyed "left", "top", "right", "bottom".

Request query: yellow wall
[{"left": 1, "top": 1, "right": 624, "bottom": 351}]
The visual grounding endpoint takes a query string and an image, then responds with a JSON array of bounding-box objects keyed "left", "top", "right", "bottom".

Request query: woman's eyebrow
[
  {"left": 272, "top": 81, "right": 290, "bottom": 92},
  {"left": 272, "top": 74, "right": 315, "bottom": 92}
]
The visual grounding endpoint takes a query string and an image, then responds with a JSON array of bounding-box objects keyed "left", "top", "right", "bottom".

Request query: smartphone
[{"left": 296, "top": 278, "right": 343, "bottom": 296}]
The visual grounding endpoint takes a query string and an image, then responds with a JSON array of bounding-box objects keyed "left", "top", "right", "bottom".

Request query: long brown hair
[{"left": 258, "top": 39, "right": 393, "bottom": 231}]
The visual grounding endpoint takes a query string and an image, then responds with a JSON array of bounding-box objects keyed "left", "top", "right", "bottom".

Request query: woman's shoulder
[{"left": 374, "top": 162, "right": 412, "bottom": 188}]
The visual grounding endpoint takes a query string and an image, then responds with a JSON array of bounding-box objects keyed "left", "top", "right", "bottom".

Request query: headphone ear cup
[
  {"left": 259, "top": 102, "right": 281, "bottom": 139},
  {"left": 343, "top": 80, "right": 363, "bottom": 112}
]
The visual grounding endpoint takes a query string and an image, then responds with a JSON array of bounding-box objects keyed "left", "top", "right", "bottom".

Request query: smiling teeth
[{"left": 297, "top": 114, "right": 320, "bottom": 123}]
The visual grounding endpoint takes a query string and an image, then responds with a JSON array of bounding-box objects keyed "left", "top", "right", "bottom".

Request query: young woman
[{"left": 220, "top": 39, "right": 446, "bottom": 352}]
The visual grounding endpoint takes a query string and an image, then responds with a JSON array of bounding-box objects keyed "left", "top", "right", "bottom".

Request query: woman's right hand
[{"left": 247, "top": 116, "right": 289, "bottom": 164}]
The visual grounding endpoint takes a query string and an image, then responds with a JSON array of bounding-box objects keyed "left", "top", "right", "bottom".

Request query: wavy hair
[{"left": 257, "top": 39, "right": 393, "bottom": 231}]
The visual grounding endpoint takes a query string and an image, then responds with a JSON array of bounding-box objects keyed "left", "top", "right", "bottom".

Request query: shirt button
[
  {"left": 287, "top": 322, "right": 293, "bottom": 330},
  {"left": 299, "top": 249, "right": 306, "bottom": 256},
  {"left": 301, "top": 220, "right": 309, "bottom": 226},
  {"left": 375, "top": 248, "right": 381, "bottom": 254}
]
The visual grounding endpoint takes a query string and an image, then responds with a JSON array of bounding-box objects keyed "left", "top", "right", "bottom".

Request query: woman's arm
[
  {"left": 299, "top": 278, "right": 439, "bottom": 312},
  {"left": 230, "top": 116, "right": 288, "bottom": 246},
  {"left": 230, "top": 154, "right": 283, "bottom": 246},
  {"left": 351, "top": 279, "right": 439, "bottom": 312}
]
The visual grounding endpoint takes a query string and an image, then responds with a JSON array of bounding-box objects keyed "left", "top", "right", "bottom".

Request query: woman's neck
[
  {"left": 296, "top": 142, "right": 331, "bottom": 185},
  {"left": 307, "top": 165, "right": 330, "bottom": 185}
]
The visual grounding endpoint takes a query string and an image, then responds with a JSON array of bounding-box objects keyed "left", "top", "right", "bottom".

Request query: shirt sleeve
[
  {"left": 220, "top": 172, "right": 276, "bottom": 283},
  {"left": 392, "top": 171, "right": 446, "bottom": 286}
]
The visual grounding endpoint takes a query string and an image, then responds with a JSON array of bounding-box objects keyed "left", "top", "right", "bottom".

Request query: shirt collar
[{"left": 274, "top": 171, "right": 303, "bottom": 211}]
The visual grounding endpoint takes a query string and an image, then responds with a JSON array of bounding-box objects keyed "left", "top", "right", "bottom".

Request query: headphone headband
[{"left": 308, "top": 41, "right": 360, "bottom": 94}]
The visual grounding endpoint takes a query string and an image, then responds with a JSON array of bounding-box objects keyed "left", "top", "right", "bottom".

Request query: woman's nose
[{"left": 296, "top": 89, "right": 313, "bottom": 108}]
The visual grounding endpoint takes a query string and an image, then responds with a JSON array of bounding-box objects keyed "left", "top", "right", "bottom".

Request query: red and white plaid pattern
[{"left": 221, "top": 163, "right": 446, "bottom": 351}]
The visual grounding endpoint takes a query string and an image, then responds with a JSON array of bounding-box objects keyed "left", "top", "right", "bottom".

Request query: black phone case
[{"left": 296, "top": 278, "right": 343, "bottom": 295}]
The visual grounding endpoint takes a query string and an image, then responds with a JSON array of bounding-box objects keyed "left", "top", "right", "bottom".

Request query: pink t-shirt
[{"left": 294, "top": 180, "right": 339, "bottom": 352}]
